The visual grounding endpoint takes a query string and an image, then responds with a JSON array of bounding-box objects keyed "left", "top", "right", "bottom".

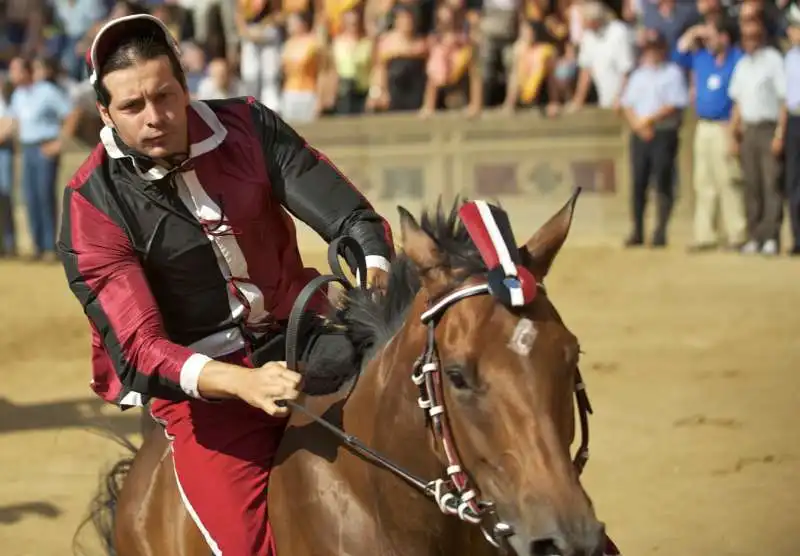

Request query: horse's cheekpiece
[{"left": 459, "top": 201, "right": 537, "bottom": 307}]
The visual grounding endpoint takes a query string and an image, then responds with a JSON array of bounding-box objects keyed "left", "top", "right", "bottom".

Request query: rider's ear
[
  {"left": 97, "top": 103, "right": 113, "bottom": 129},
  {"left": 519, "top": 188, "right": 580, "bottom": 280},
  {"left": 398, "top": 206, "right": 448, "bottom": 293}
]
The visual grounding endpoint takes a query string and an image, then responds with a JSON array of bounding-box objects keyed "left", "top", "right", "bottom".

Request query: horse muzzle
[{"left": 505, "top": 517, "right": 607, "bottom": 556}]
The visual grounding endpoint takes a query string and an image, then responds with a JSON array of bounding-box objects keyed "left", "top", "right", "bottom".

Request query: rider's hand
[{"left": 233, "top": 362, "right": 302, "bottom": 417}]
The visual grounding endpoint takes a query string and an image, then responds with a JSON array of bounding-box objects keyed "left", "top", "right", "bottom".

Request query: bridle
[{"left": 280, "top": 237, "right": 594, "bottom": 552}]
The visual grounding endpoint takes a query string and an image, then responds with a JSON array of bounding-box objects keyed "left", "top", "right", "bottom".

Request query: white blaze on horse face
[{"left": 508, "top": 318, "right": 537, "bottom": 356}]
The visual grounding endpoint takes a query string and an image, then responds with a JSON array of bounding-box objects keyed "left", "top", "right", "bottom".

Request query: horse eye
[{"left": 445, "top": 367, "right": 470, "bottom": 390}]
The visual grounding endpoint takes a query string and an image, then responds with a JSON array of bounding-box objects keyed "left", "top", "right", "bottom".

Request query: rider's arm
[
  {"left": 248, "top": 100, "right": 395, "bottom": 275},
  {"left": 57, "top": 186, "right": 213, "bottom": 402}
]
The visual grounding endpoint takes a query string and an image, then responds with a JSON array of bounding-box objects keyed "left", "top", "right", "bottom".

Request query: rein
[{"left": 279, "top": 238, "right": 594, "bottom": 552}]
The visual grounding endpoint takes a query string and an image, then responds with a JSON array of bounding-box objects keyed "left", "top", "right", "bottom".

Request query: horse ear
[
  {"left": 398, "top": 206, "right": 448, "bottom": 291},
  {"left": 520, "top": 188, "right": 580, "bottom": 279},
  {"left": 398, "top": 206, "right": 440, "bottom": 267}
]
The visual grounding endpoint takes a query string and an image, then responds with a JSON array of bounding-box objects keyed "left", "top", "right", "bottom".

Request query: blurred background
[{"left": 0, "top": 0, "right": 799, "bottom": 555}]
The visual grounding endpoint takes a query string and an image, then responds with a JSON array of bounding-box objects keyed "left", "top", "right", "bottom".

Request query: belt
[{"left": 187, "top": 326, "right": 270, "bottom": 359}]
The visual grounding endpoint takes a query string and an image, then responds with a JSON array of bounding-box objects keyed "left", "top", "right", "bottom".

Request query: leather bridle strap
[
  {"left": 278, "top": 235, "right": 448, "bottom": 501},
  {"left": 284, "top": 235, "right": 367, "bottom": 372}
]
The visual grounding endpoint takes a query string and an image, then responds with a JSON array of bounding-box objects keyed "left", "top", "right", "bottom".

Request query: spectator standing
[
  {"left": 729, "top": 18, "right": 786, "bottom": 255},
  {"left": 331, "top": 9, "right": 373, "bottom": 115},
  {"left": 181, "top": 42, "right": 208, "bottom": 96},
  {"left": 281, "top": 13, "right": 322, "bottom": 123},
  {"left": 477, "top": 0, "right": 519, "bottom": 106},
  {"left": 569, "top": 1, "right": 636, "bottom": 110},
  {"left": 52, "top": 0, "right": 108, "bottom": 80},
  {"left": 236, "top": 0, "right": 283, "bottom": 113},
  {"left": 680, "top": 20, "right": 747, "bottom": 251},
  {"left": 367, "top": 6, "right": 428, "bottom": 113},
  {"left": 639, "top": 0, "right": 700, "bottom": 51},
  {"left": 503, "top": 20, "right": 558, "bottom": 114},
  {"left": 421, "top": 4, "right": 482, "bottom": 117},
  {"left": 735, "top": 0, "right": 787, "bottom": 43},
  {"left": 784, "top": 10, "right": 800, "bottom": 255},
  {"left": 620, "top": 34, "right": 689, "bottom": 247},
  {"left": 0, "top": 79, "right": 15, "bottom": 258},
  {"left": 0, "top": 57, "right": 77, "bottom": 261},
  {"left": 196, "top": 57, "right": 247, "bottom": 100}
]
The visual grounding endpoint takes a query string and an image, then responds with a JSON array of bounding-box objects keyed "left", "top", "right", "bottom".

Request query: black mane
[{"left": 335, "top": 198, "right": 489, "bottom": 362}]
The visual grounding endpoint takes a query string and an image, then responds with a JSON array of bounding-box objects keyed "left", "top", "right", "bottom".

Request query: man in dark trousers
[
  {"left": 620, "top": 32, "right": 689, "bottom": 247},
  {"left": 785, "top": 10, "right": 800, "bottom": 255},
  {"left": 728, "top": 16, "right": 786, "bottom": 256}
]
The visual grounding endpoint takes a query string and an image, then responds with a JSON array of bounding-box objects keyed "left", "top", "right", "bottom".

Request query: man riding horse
[{"left": 57, "top": 13, "right": 393, "bottom": 555}]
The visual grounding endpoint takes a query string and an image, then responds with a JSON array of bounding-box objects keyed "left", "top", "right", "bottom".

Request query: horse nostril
[{"left": 529, "top": 538, "right": 562, "bottom": 556}]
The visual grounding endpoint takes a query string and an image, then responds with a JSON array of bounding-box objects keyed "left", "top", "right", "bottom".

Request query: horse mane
[{"left": 335, "top": 197, "right": 488, "bottom": 363}]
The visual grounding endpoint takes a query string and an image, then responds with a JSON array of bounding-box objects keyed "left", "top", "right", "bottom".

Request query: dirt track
[{"left": 0, "top": 245, "right": 798, "bottom": 556}]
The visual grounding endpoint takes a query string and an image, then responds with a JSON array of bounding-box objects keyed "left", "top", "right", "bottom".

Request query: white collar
[{"left": 100, "top": 100, "right": 227, "bottom": 182}]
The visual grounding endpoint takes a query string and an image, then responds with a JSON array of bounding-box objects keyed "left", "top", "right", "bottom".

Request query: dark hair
[
  {"left": 34, "top": 55, "right": 61, "bottom": 85},
  {"left": 712, "top": 17, "right": 738, "bottom": 42},
  {"left": 115, "top": 0, "right": 148, "bottom": 15},
  {"left": 11, "top": 56, "right": 33, "bottom": 74},
  {"left": 98, "top": 31, "right": 186, "bottom": 106}
]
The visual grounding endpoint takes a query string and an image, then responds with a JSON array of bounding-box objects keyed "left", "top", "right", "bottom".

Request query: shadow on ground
[
  {"left": 0, "top": 397, "right": 140, "bottom": 436},
  {"left": 0, "top": 501, "right": 61, "bottom": 525}
]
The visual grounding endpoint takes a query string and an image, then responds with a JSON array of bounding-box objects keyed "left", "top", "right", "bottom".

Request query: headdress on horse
[{"left": 458, "top": 201, "right": 537, "bottom": 307}]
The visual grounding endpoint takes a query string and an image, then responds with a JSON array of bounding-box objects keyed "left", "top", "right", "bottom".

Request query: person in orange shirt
[
  {"left": 503, "top": 20, "right": 559, "bottom": 115},
  {"left": 420, "top": 4, "right": 482, "bottom": 117},
  {"left": 281, "top": 12, "right": 323, "bottom": 122}
]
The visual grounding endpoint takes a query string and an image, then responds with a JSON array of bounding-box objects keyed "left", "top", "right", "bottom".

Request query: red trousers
[{"left": 150, "top": 351, "right": 286, "bottom": 556}]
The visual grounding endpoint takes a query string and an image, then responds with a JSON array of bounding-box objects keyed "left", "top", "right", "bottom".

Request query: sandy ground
[{"left": 0, "top": 245, "right": 798, "bottom": 556}]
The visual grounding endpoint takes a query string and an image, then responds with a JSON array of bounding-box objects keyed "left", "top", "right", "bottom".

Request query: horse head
[{"left": 393, "top": 191, "right": 604, "bottom": 556}]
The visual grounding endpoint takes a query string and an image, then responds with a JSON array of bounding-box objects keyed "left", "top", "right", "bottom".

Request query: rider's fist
[{"left": 235, "top": 361, "right": 302, "bottom": 417}]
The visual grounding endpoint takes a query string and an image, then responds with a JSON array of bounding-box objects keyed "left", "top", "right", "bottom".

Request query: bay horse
[{"left": 76, "top": 191, "right": 615, "bottom": 556}]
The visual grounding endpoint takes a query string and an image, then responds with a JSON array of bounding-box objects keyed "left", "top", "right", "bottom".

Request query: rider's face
[{"left": 98, "top": 55, "right": 190, "bottom": 161}]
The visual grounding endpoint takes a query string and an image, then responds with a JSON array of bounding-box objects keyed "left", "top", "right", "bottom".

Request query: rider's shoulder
[
  {"left": 66, "top": 142, "right": 109, "bottom": 192},
  {"left": 195, "top": 95, "right": 280, "bottom": 132}
]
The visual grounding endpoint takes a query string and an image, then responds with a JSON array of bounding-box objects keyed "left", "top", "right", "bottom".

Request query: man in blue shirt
[
  {"left": 621, "top": 33, "right": 690, "bottom": 247},
  {"left": 0, "top": 57, "right": 78, "bottom": 261},
  {"left": 679, "top": 19, "right": 747, "bottom": 251}
]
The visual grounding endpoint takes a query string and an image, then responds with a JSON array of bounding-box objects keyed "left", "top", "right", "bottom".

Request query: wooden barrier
[
  {"left": 12, "top": 108, "right": 702, "bottom": 256},
  {"left": 289, "top": 108, "right": 697, "bottom": 251}
]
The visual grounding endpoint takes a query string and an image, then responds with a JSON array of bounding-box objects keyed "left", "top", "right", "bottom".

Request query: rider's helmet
[{"left": 87, "top": 14, "right": 184, "bottom": 106}]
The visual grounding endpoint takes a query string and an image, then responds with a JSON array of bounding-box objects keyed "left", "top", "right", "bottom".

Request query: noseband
[{"left": 282, "top": 238, "right": 594, "bottom": 551}]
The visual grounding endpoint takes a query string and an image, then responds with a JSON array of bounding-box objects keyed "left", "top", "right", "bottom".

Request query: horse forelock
[{"left": 335, "top": 197, "right": 493, "bottom": 364}]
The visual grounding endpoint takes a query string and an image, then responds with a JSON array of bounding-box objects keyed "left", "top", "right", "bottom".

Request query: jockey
[{"left": 56, "top": 13, "right": 394, "bottom": 556}]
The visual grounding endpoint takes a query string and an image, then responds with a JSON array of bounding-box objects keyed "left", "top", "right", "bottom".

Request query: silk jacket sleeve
[
  {"left": 249, "top": 101, "right": 395, "bottom": 273},
  {"left": 57, "top": 186, "right": 212, "bottom": 402}
]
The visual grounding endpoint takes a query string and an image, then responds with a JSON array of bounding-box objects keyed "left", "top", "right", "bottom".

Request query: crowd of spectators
[
  {"left": 0, "top": 0, "right": 791, "bottom": 121},
  {"left": 0, "top": 0, "right": 798, "bottom": 260}
]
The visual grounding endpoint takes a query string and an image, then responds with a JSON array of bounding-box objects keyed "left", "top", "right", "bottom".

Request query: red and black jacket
[{"left": 57, "top": 97, "right": 394, "bottom": 409}]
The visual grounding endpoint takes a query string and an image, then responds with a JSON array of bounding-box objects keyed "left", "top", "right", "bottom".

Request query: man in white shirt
[
  {"left": 729, "top": 17, "right": 787, "bottom": 256},
  {"left": 196, "top": 58, "right": 247, "bottom": 100},
  {"left": 569, "top": 1, "right": 636, "bottom": 110}
]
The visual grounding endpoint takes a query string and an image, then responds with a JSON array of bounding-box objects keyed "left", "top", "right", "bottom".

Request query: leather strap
[{"left": 285, "top": 236, "right": 368, "bottom": 372}]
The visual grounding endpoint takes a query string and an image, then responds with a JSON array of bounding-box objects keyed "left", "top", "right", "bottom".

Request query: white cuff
[
  {"left": 180, "top": 353, "right": 213, "bottom": 399},
  {"left": 355, "top": 255, "right": 392, "bottom": 287},
  {"left": 365, "top": 255, "right": 391, "bottom": 272}
]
